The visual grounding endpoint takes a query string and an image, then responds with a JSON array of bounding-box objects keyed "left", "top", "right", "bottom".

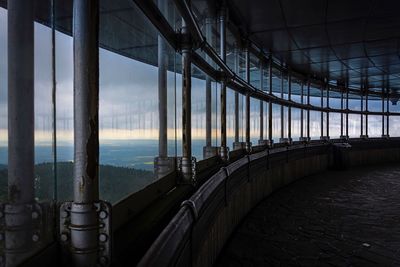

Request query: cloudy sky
[{"left": 1, "top": 6, "right": 400, "bottom": 151}]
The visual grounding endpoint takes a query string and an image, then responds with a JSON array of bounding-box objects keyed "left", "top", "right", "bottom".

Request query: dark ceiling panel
[{"left": 229, "top": 0, "right": 400, "bottom": 91}]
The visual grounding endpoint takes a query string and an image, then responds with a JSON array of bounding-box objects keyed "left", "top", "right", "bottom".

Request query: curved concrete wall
[{"left": 138, "top": 139, "right": 400, "bottom": 267}]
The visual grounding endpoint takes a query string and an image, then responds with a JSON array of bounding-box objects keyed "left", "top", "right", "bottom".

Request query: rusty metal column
[
  {"left": 204, "top": 16, "right": 214, "bottom": 158},
  {"left": 287, "top": 71, "right": 292, "bottom": 143},
  {"left": 59, "top": 1, "right": 111, "bottom": 266},
  {"left": 219, "top": 6, "right": 228, "bottom": 161},
  {"left": 181, "top": 18, "right": 194, "bottom": 182},
  {"left": 72, "top": 0, "right": 100, "bottom": 265},
  {"left": 155, "top": 0, "right": 171, "bottom": 177},
  {"left": 6, "top": 0, "right": 35, "bottom": 264},
  {"left": 307, "top": 81, "right": 310, "bottom": 141},
  {"left": 259, "top": 60, "right": 264, "bottom": 144},
  {"left": 268, "top": 55, "right": 273, "bottom": 146},
  {"left": 245, "top": 47, "right": 251, "bottom": 152}
]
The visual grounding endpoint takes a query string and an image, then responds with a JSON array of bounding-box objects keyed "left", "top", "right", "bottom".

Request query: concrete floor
[{"left": 216, "top": 164, "right": 400, "bottom": 266}]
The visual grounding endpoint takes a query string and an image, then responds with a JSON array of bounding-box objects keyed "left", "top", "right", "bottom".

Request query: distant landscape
[{"left": 0, "top": 162, "right": 155, "bottom": 204}]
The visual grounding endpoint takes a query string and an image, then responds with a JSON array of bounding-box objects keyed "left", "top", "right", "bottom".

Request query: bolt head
[
  {"left": 99, "top": 233, "right": 108, "bottom": 242},
  {"left": 60, "top": 233, "right": 68, "bottom": 242},
  {"left": 61, "top": 211, "right": 69, "bottom": 218},
  {"left": 32, "top": 234, "right": 39, "bottom": 242},
  {"left": 99, "top": 211, "right": 108, "bottom": 219},
  {"left": 32, "top": 211, "right": 39, "bottom": 219}
]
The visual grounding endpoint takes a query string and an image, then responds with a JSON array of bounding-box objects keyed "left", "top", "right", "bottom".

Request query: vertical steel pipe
[
  {"left": 326, "top": 84, "right": 329, "bottom": 138},
  {"left": 7, "top": 1, "right": 35, "bottom": 263},
  {"left": 360, "top": 86, "right": 364, "bottom": 137},
  {"left": 205, "top": 17, "right": 212, "bottom": 148},
  {"left": 386, "top": 87, "right": 390, "bottom": 137},
  {"left": 365, "top": 87, "right": 369, "bottom": 137},
  {"left": 340, "top": 87, "right": 344, "bottom": 137},
  {"left": 259, "top": 61, "right": 264, "bottom": 143},
  {"left": 320, "top": 85, "right": 324, "bottom": 138},
  {"left": 268, "top": 56, "right": 273, "bottom": 144},
  {"left": 219, "top": 7, "right": 228, "bottom": 160},
  {"left": 288, "top": 71, "right": 292, "bottom": 142},
  {"left": 280, "top": 71, "right": 284, "bottom": 140},
  {"left": 346, "top": 87, "right": 349, "bottom": 137},
  {"left": 234, "top": 47, "right": 239, "bottom": 144},
  {"left": 158, "top": 0, "right": 168, "bottom": 159},
  {"left": 71, "top": 1, "right": 100, "bottom": 266},
  {"left": 245, "top": 47, "right": 251, "bottom": 151},
  {"left": 181, "top": 18, "right": 193, "bottom": 181},
  {"left": 382, "top": 87, "right": 385, "bottom": 136},
  {"left": 307, "top": 81, "right": 310, "bottom": 140},
  {"left": 300, "top": 82, "right": 304, "bottom": 139},
  {"left": 8, "top": 0, "right": 35, "bottom": 205}
]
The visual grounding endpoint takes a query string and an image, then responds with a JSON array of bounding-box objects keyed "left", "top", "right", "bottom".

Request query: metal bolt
[
  {"left": 99, "top": 211, "right": 108, "bottom": 219},
  {"left": 32, "top": 234, "right": 39, "bottom": 242},
  {"left": 32, "top": 211, "right": 39, "bottom": 219},
  {"left": 61, "top": 211, "right": 69, "bottom": 218},
  {"left": 99, "top": 233, "right": 108, "bottom": 242},
  {"left": 60, "top": 233, "right": 69, "bottom": 242},
  {"left": 99, "top": 256, "right": 108, "bottom": 265}
]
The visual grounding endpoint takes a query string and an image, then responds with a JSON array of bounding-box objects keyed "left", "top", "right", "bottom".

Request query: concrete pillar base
[
  {"left": 299, "top": 137, "right": 310, "bottom": 143},
  {"left": 279, "top": 138, "right": 292, "bottom": 145},
  {"left": 245, "top": 142, "right": 252, "bottom": 153},
  {"left": 233, "top": 142, "right": 246, "bottom": 150},
  {"left": 218, "top": 146, "right": 230, "bottom": 162},
  {"left": 154, "top": 157, "right": 176, "bottom": 179},
  {"left": 258, "top": 140, "right": 270, "bottom": 146},
  {"left": 203, "top": 146, "right": 218, "bottom": 159},
  {"left": 178, "top": 157, "right": 196, "bottom": 185},
  {"left": 320, "top": 136, "right": 330, "bottom": 142}
]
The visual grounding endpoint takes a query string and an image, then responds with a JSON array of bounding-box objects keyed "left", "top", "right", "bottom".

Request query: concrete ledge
[{"left": 139, "top": 139, "right": 400, "bottom": 267}]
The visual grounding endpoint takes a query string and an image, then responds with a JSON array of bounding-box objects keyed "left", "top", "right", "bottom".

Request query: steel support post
[
  {"left": 386, "top": 87, "right": 390, "bottom": 138},
  {"left": 287, "top": 71, "right": 292, "bottom": 143},
  {"left": 59, "top": 2, "right": 111, "bottom": 266},
  {"left": 279, "top": 70, "right": 285, "bottom": 143},
  {"left": 245, "top": 47, "right": 252, "bottom": 152},
  {"left": 365, "top": 87, "right": 369, "bottom": 138},
  {"left": 5, "top": 1, "right": 35, "bottom": 265},
  {"left": 326, "top": 84, "right": 330, "bottom": 139},
  {"left": 219, "top": 7, "right": 229, "bottom": 161},
  {"left": 382, "top": 87, "right": 385, "bottom": 137},
  {"left": 259, "top": 61, "right": 265, "bottom": 145},
  {"left": 299, "top": 82, "right": 304, "bottom": 141},
  {"left": 268, "top": 55, "right": 273, "bottom": 146},
  {"left": 180, "top": 18, "right": 195, "bottom": 182},
  {"left": 155, "top": 0, "right": 174, "bottom": 177},
  {"left": 340, "top": 86, "right": 346, "bottom": 140},
  {"left": 320, "top": 85, "right": 324, "bottom": 139},
  {"left": 307, "top": 81, "right": 311, "bottom": 141},
  {"left": 346, "top": 87, "right": 349, "bottom": 138},
  {"left": 203, "top": 17, "right": 216, "bottom": 158},
  {"left": 360, "top": 87, "right": 364, "bottom": 137}
]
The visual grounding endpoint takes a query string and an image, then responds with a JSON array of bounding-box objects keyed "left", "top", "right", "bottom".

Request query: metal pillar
[
  {"left": 346, "top": 87, "right": 349, "bottom": 138},
  {"left": 320, "top": 85, "right": 324, "bottom": 139},
  {"left": 360, "top": 86, "right": 364, "bottom": 137},
  {"left": 287, "top": 71, "right": 292, "bottom": 143},
  {"left": 268, "top": 55, "right": 273, "bottom": 146},
  {"left": 307, "top": 81, "right": 310, "bottom": 140},
  {"left": 155, "top": 0, "right": 173, "bottom": 177},
  {"left": 232, "top": 47, "right": 244, "bottom": 150},
  {"left": 6, "top": 1, "right": 35, "bottom": 265},
  {"left": 259, "top": 60, "right": 265, "bottom": 145},
  {"left": 365, "top": 87, "right": 369, "bottom": 137},
  {"left": 59, "top": 2, "right": 111, "bottom": 266},
  {"left": 245, "top": 47, "right": 251, "bottom": 152},
  {"left": 386, "top": 87, "right": 390, "bottom": 138},
  {"left": 299, "top": 82, "right": 304, "bottom": 141},
  {"left": 219, "top": 7, "right": 228, "bottom": 161},
  {"left": 340, "top": 86, "right": 345, "bottom": 139},
  {"left": 326, "top": 84, "right": 330, "bottom": 139},
  {"left": 382, "top": 87, "right": 385, "bottom": 137},
  {"left": 180, "top": 18, "right": 195, "bottom": 182},
  {"left": 279, "top": 70, "right": 285, "bottom": 142},
  {"left": 204, "top": 17, "right": 215, "bottom": 158}
]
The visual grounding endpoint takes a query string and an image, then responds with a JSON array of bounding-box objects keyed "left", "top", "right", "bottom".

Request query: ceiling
[{"left": 228, "top": 0, "right": 400, "bottom": 92}]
